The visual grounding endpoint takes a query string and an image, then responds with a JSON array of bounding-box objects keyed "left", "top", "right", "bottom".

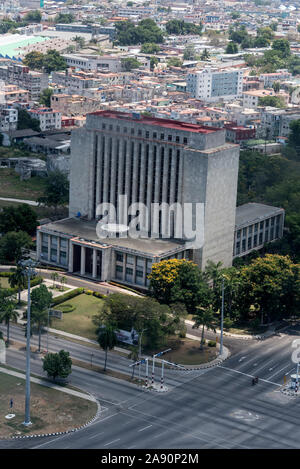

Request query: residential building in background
[{"left": 187, "top": 68, "right": 244, "bottom": 102}]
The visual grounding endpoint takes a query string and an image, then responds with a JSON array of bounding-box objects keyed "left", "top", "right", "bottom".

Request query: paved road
[{"left": 1, "top": 327, "right": 300, "bottom": 449}]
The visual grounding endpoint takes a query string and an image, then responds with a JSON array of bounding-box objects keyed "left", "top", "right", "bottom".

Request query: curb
[
  {"left": 166, "top": 345, "right": 231, "bottom": 371},
  {"left": 3, "top": 394, "right": 102, "bottom": 441}
]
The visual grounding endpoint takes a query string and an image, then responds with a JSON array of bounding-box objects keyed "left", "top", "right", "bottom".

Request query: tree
[
  {"left": 165, "top": 19, "right": 202, "bottom": 36},
  {"left": 43, "top": 350, "right": 72, "bottom": 382},
  {"left": 226, "top": 42, "right": 238, "bottom": 54},
  {"left": 97, "top": 324, "right": 118, "bottom": 371},
  {"left": 115, "top": 19, "right": 164, "bottom": 46},
  {"left": 0, "top": 293, "right": 18, "bottom": 346},
  {"left": 192, "top": 306, "right": 216, "bottom": 350},
  {"left": 73, "top": 36, "right": 85, "bottom": 49},
  {"left": 140, "top": 43, "right": 160, "bottom": 54},
  {"left": 37, "top": 170, "right": 69, "bottom": 214},
  {"left": 43, "top": 50, "right": 67, "bottom": 73},
  {"left": 17, "top": 109, "right": 40, "bottom": 132},
  {"left": 0, "top": 204, "right": 37, "bottom": 236},
  {"left": 183, "top": 44, "right": 197, "bottom": 61},
  {"left": 150, "top": 56, "right": 158, "bottom": 71},
  {"left": 23, "top": 51, "right": 44, "bottom": 70},
  {"left": 121, "top": 57, "right": 142, "bottom": 71},
  {"left": 167, "top": 57, "right": 182, "bottom": 68},
  {"left": 24, "top": 10, "right": 42, "bottom": 23},
  {"left": 272, "top": 39, "right": 290, "bottom": 58},
  {"left": 201, "top": 48, "right": 210, "bottom": 60},
  {"left": 55, "top": 13, "right": 74, "bottom": 24},
  {"left": 0, "top": 231, "right": 32, "bottom": 263},
  {"left": 288, "top": 120, "right": 300, "bottom": 147},
  {"left": 30, "top": 284, "right": 52, "bottom": 351},
  {"left": 272, "top": 81, "right": 280, "bottom": 93},
  {"left": 39, "top": 88, "right": 54, "bottom": 108},
  {"left": 258, "top": 95, "right": 285, "bottom": 109},
  {"left": 149, "top": 259, "right": 211, "bottom": 314},
  {"left": 9, "top": 266, "right": 27, "bottom": 304},
  {"left": 239, "top": 254, "right": 300, "bottom": 324}
]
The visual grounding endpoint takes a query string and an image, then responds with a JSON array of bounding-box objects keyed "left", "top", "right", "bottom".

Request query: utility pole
[
  {"left": 19, "top": 258, "right": 37, "bottom": 427},
  {"left": 220, "top": 276, "right": 224, "bottom": 357},
  {"left": 138, "top": 328, "right": 147, "bottom": 383}
]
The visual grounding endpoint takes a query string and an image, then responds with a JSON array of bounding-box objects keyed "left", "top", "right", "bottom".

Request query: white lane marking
[
  {"left": 219, "top": 365, "right": 281, "bottom": 386},
  {"left": 267, "top": 364, "right": 291, "bottom": 380},
  {"left": 88, "top": 432, "right": 104, "bottom": 440},
  {"left": 285, "top": 367, "right": 295, "bottom": 375},
  {"left": 138, "top": 425, "right": 152, "bottom": 432},
  {"left": 249, "top": 358, "right": 275, "bottom": 374},
  {"left": 238, "top": 356, "right": 247, "bottom": 362},
  {"left": 104, "top": 438, "right": 120, "bottom": 447}
]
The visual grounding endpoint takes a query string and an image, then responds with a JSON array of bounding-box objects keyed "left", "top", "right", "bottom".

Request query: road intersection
[{"left": 1, "top": 324, "right": 300, "bottom": 449}]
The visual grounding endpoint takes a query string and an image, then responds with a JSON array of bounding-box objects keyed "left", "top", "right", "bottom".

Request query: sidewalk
[{"left": 0, "top": 366, "right": 96, "bottom": 402}]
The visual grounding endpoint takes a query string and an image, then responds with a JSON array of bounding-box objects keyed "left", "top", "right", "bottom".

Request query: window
[
  {"left": 131, "top": 128, "right": 134, "bottom": 135},
  {"left": 254, "top": 223, "right": 258, "bottom": 233},
  {"left": 123, "top": 127, "right": 127, "bottom": 133},
  {"left": 109, "top": 124, "right": 113, "bottom": 131},
  {"left": 102, "top": 123, "right": 106, "bottom": 130},
  {"left": 176, "top": 136, "right": 180, "bottom": 143},
  {"left": 242, "top": 239, "right": 246, "bottom": 252},
  {"left": 260, "top": 221, "right": 264, "bottom": 230},
  {"left": 168, "top": 135, "right": 172, "bottom": 141},
  {"left": 126, "top": 254, "right": 134, "bottom": 265},
  {"left": 183, "top": 137, "right": 188, "bottom": 145},
  {"left": 242, "top": 228, "right": 247, "bottom": 237},
  {"left": 116, "top": 252, "right": 123, "bottom": 263},
  {"left": 253, "top": 234, "right": 257, "bottom": 247},
  {"left": 138, "top": 129, "right": 142, "bottom": 136},
  {"left": 248, "top": 225, "right": 253, "bottom": 235},
  {"left": 153, "top": 132, "right": 157, "bottom": 139},
  {"left": 237, "top": 230, "right": 241, "bottom": 239},
  {"left": 265, "top": 219, "right": 270, "bottom": 228},
  {"left": 248, "top": 237, "right": 252, "bottom": 250},
  {"left": 160, "top": 133, "right": 164, "bottom": 140}
]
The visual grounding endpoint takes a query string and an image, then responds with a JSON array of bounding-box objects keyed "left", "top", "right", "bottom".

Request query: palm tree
[
  {"left": 31, "top": 308, "right": 49, "bottom": 352},
  {"left": 60, "top": 276, "right": 66, "bottom": 291},
  {"left": 97, "top": 324, "right": 118, "bottom": 371},
  {"left": 0, "top": 300, "right": 18, "bottom": 346},
  {"left": 128, "top": 345, "right": 139, "bottom": 379},
  {"left": 9, "top": 267, "right": 27, "bottom": 304},
  {"left": 201, "top": 48, "right": 210, "bottom": 60},
  {"left": 192, "top": 306, "right": 216, "bottom": 350}
]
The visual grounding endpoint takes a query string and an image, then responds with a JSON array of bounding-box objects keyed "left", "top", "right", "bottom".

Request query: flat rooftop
[
  {"left": 39, "top": 217, "right": 185, "bottom": 257},
  {"left": 89, "top": 110, "right": 222, "bottom": 134},
  {"left": 235, "top": 203, "right": 284, "bottom": 228}
]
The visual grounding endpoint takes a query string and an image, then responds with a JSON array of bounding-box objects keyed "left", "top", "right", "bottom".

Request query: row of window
[
  {"left": 100, "top": 123, "right": 188, "bottom": 145},
  {"left": 236, "top": 215, "right": 281, "bottom": 240},
  {"left": 235, "top": 225, "right": 280, "bottom": 255}
]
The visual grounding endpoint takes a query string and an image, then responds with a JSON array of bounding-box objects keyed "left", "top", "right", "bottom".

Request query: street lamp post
[
  {"left": 138, "top": 328, "right": 147, "bottom": 383},
  {"left": 19, "top": 258, "right": 37, "bottom": 427},
  {"left": 220, "top": 277, "right": 224, "bottom": 357}
]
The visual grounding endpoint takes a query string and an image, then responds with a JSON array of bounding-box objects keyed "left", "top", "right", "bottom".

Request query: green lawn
[
  {"left": 0, "top": 168, "right": 47, "bottom": 200},
  {"left": 0, "top": 370, "right": 97, "bottom": 438},
  {"left": 51, "top": 294, "right": 104, "bottom": 340},
  {"left": 0, "top": 277, "right": 10, "bottom": 288}
]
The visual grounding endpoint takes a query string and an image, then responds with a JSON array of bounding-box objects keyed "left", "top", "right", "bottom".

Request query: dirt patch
[{"left": 0, "top": 371, "right": 97, "bottom": 438}]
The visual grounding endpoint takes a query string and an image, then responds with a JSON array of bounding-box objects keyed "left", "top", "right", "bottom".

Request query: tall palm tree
[
  {"left": 97, "top": 324, "right": 118, "bottom": 371},
  {"left": 192, "top": 306, "right": 216, "bottom": 350},
  {"left": 9, "top": 267, "right": 27, "bottom": 304},
  {"left": 31, "top": 308, "right": 49, "bottom": 352},
  {"left": 0, "top": 300, "right": 18, "bottom": 346}
]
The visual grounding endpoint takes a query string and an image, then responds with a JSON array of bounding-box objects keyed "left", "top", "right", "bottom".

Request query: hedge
[{"left": 51, "top": 288, "right": 84, "bottom": 306}]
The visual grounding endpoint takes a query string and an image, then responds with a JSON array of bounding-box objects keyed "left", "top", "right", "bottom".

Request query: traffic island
[{"left": 0, "top": 369, "right": 98, "bottom": 439}]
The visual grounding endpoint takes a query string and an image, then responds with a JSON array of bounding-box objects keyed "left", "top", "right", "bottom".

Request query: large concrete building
[
  {"left": 187, "top": 67, "right": 244, "bottom": 102},
  {"left": 37, "top": 110, "right": 240, "bottom": 289}
]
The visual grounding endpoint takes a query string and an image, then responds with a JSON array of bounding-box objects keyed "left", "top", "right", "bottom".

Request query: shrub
[
  {"left": 52, "top": 288, "right": 84, "bottom": 306},
  {"left": 85, "top": 289, "right": 93, "bottom": 295},
  {"left": 92, "top": 291, "right": 105, "bottom": 299},
  {"left": 56, "top": 303, "right": 75, "bottom": 313},
  {"left": 0, "top": 272, "right": 12, "bottom": 277},
  {"left": 223, "top": 317, "right": 233, "bottom": 331},
  {"left": 208, "top": 340, "right": 216, "bottom": 347}
]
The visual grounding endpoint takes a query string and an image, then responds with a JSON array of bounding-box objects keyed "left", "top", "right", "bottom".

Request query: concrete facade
[{"left": 38, "top": 110, "right": 240, "bottom": 288}]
